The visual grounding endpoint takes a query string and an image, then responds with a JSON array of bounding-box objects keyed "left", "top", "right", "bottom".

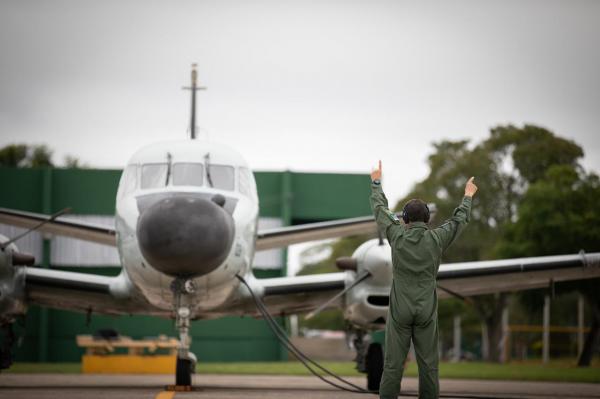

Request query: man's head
[{"left": 401, "top": 199, "right": 430, "bottom": 224}]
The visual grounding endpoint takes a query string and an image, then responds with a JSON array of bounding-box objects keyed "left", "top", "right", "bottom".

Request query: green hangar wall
[{"left": 0, "top": 167, "right": 371, "bottom": 363}]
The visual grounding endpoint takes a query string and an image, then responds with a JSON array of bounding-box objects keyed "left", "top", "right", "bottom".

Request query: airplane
[{"left": 1, "top": 66, "right": 599, "bottom": 390}]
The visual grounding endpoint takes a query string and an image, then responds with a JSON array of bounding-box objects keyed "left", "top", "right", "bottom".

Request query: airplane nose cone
[{"left": 137, "top": 196, "right": 235, "bottom": 277}]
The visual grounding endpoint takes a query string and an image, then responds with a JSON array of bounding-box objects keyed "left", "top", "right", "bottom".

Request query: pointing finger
[
  {"left": 468, "top": 176, "right": 475, "bottom": 183},
  {"left": 379, "top": 160, "right": 382, "bottom": 171}
]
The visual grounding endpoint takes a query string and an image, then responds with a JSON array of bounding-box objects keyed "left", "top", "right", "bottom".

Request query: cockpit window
[
  {"left": 208, "top": 165, "right": 235, "bottom": 191},
  {"left": 141, "top": 163, "right": 168, "bottom": 189},
  {"left": 118, "top": 164, "right": 138, "bottom": 199},
  {"left": 173, "top": 163, "right": 204, "bottom": 186},
  {"left": 238, "top": 167, "right": 257, "bottom": 199}
]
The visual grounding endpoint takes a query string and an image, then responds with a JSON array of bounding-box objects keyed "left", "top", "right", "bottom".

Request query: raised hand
[
  {"left": 371, "top": 160, "right": 382, "bottom": 182},
  {"left": 464, "top": 176, "right": 478, "bottom": 197}
]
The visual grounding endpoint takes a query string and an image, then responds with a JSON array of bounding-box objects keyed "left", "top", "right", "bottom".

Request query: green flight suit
[{"left": 370, "top": 182, "right": 472, "bottom": 399}]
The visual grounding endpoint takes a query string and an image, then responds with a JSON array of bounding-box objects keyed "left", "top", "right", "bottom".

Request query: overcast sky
[{"left": 1, "top": 0, "right": 599, "bottom": 207}]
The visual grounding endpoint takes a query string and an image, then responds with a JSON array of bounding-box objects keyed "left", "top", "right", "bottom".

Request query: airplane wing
[
  {"left": 0, "top": 208, "right": 116, "bottom": 246},
  {"left": 255, "top": 204, "right": 439, "bottom": 251},
  {"left": 232, "top": 273, "right": 348, "bottom": 316},
  {"left": 436, "top": 252, "right": 600, "bottom": 298},
  {"left": 20, "top": 267, "right": 160, "bottom": 316},
  {"left": 232, "top": 252, "right": 600, "bottom": 319},
  {"left": 0, "top": 208, "right": 161, "bottom": 318},
  {"left": 256, "top": 216, "right": 376, "bottom": 250},
  {"left": 259, "top": 272, "right": 347, "bottom": 315}
]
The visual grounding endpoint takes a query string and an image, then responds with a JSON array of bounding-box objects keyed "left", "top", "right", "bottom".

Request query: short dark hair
[{"left": 402, "top": 199, "right": 430, "bottom": 223}]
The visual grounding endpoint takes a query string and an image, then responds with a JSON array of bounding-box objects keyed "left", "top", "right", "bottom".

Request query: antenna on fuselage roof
[{"left": 182, "top": 63, "right": 206, "bottom": 139}]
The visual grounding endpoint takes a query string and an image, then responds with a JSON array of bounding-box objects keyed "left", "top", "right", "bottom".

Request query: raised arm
[
  {"left": 369, "top": 161, "right": 404, "bottom": 243},
  {"left": 432, "top": 177, "right": 477, "bottom": 251}
]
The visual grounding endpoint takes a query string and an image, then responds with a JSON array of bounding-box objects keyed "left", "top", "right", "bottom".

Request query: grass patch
[{"left": 6, "top": 360, "right": 600, "bottom": 383}]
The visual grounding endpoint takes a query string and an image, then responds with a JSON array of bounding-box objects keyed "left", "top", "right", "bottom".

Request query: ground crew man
[{"left": 370, "top": 160, "right": 477, "bottom": 399}]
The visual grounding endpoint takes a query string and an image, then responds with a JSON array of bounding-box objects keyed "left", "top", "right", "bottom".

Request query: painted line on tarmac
[{"left": 155, "top": 391, "right": 175, "bottom": 399}]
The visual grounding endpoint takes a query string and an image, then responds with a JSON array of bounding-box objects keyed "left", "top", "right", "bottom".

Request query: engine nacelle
[
  {"left": 0, "top": 235, "right": 27, "bottom": 325},
  {"left": 344, "top": 239, "right": 392, "bottom": 330}
]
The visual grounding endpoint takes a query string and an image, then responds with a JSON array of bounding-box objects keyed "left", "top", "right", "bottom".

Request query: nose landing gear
[{"left": 171, "top": 278, "right": 197, "bottom": 387}]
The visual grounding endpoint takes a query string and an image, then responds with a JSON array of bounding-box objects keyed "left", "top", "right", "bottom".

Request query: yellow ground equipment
[{"left": 77, "top": 334, "right": 179, "bottom": 374}]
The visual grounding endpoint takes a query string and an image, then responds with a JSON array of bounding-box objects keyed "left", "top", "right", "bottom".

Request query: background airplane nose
[{"left": 137, "top": 196, "right": 235, "bottom": 277}]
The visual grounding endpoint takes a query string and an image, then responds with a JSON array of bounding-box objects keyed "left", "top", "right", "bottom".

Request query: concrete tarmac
[{"left": 0, "top": 373, "right": 599, "bottom": 399}]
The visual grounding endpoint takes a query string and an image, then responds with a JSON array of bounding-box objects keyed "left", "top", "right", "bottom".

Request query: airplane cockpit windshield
[
  {"left": 136, "top": 162, "right": 236, "bottom": 192},
  {"left": 141, "top": 163, "right": 168, "bottom": 189},
  {"left": 173, "top": 163, "right": 204, "bottom": 186},
  {"left": 206, "top": 165, "right": 234, "bottom": 191}
]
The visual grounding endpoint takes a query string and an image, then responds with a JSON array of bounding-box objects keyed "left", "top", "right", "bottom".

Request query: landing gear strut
[
  {"left": 353, "top": 330, "right": 383, "bottom": 391},
  {"left": 171, "top": 278, "right": 196, "bottom": 387}
]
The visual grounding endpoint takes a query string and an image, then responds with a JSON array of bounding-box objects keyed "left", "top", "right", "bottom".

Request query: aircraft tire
[
  {"left": 176, "top": 357, "right": 193, "bottom": 386},
  {"left": 365, "top": 342, "right": 383, "bottom": 391}
]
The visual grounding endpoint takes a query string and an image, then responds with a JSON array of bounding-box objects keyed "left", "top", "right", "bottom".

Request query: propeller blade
[
  {"left": 305, "top": 271, "right": 371, "bottom": 320},
  {"left": 0, "top": 207, "right": 71, "bottom": 249}
]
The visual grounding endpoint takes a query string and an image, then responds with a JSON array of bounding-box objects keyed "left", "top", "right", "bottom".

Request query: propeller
[
  {"left": 305, "top": 270, "right": 371, "bottom": 320},
  {"left": 305, "top": 237, "right": 393, "bottom": 320}
]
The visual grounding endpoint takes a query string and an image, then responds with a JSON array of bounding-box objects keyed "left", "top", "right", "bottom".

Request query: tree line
[{"left": 0, "top": 144, "right": 84, "bottom": 168}]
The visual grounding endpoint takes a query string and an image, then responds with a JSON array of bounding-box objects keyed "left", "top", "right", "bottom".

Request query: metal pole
[
  {"left": 481, "top": 322, "right": 489, "bottom": 360},
  {"left": 289, "top": 315, "right": 298, "bottom": 338},
  {"left": 182, "top": 63, "right": 206, "bottom": 140},
  {"left": 190, "top": 65, "right": 197, "bottom": 139},
  {"left": 499, "top": 304, "right": 509, "bottom": 363},
  {"left": 578, "top": 294, "right": 584, "bottom": 357},
  {"left": 38, "top": 167, "right": 52, "bottom": 362},
  {"left": 452, "top": 315, "right": 461, "bottom": 362},
  {"left": 543, "top": 295, "right": 550, "bottom": 364},
  {"left": 279, "top": 170, "right": 293, "bottom": 361}
]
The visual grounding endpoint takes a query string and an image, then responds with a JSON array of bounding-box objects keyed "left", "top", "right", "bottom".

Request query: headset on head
[{"left": 401, "top": 200, "right": 430, "bottom": 224}]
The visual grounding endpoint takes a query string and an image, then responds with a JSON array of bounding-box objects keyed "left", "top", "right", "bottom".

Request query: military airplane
[{"left": 1, "top": 66, "right": 599, "bottom": 389}]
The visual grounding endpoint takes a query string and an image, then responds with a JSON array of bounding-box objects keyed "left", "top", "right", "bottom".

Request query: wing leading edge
[
  {"left": 256, "top": 216, "right": 376, "bottom": 251},
  {"left": 436, "top": 252, "right": 600, "bottom": 298},
  {"left": 0, "top": 208, "right": 116, "bottom": 246}
]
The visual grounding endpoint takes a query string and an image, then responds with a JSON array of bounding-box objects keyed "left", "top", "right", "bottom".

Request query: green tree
[
  {"left": 64, "top": 155, "right": 86, "bottom": 169},
  {"left": 28, "top": 145, "right": 53, "bottom": 167},
  {"left": 495, "top": 165, "right": 600, "bottom": 366},
  {"left": 0, "top": 144, "right": 84, "bottom": 168},
  {"left": 0, "top": 144, "right": 28, "bottom": 167},
  {"left": 0, "top": 144, "right": 54, "bottom": 167},
  {"left": 394, "top": 125, "right": 585, "bottom": 362}
]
